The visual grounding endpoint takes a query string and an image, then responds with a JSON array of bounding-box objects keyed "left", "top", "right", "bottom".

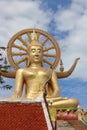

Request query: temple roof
[{"left": 0, "top": 94, "right": 53, "bottom": 130}]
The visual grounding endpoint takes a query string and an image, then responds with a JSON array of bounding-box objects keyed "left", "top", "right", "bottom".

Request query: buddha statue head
[{"left": 27, "top": 29, "right": 43, "bottom": 67}]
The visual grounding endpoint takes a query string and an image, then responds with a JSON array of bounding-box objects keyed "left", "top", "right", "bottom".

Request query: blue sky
[{"left": 0, "top": 0, "right": 87, "bottom": 109}]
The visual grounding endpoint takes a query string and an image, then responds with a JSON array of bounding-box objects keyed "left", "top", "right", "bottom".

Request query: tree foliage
[{"left": 0, "top": 47, "right": 12, "bottom": 90}]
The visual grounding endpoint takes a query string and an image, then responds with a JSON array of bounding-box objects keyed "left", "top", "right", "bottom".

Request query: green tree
[{"left": 0, "top": 47, "right": 12, "bottom": 90}]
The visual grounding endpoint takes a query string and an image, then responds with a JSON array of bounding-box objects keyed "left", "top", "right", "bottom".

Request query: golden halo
[{"left": 7, "top": 28, "right": 60, "bottom": 70}]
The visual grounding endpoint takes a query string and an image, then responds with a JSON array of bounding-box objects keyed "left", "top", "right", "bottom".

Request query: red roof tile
[{"left": 0, "top": 101, "right": 53, "bottom": 130}]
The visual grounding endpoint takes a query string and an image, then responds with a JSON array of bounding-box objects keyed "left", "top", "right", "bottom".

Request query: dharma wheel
[{"left": 7, "top": 28, "right": 60, "bottom": 70}]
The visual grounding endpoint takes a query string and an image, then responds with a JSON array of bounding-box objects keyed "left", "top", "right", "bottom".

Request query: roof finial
[{"left": 31, "top": 28, "right": 37, "bottom": 41}]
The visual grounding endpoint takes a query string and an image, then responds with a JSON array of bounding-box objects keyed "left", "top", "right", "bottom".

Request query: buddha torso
[{"left": 23, "top": 67, "right": 52, "bottom": 99}]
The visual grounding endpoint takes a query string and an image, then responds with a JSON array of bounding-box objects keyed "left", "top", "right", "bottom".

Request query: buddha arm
[
  {"left": 0, "top": 70, "right": 16, "bottom": 78},
  {"left": 56, "top": 58, "right": 80, "bottom": 78},
  {"left": 47, "top": 71, "right": 60, "bottom": 98},
  {"left": 13, "top": 69, "right": 24, "bottom": 98},
  {"left": 51, "top": 71, "right": 60, "bottom": 97}
]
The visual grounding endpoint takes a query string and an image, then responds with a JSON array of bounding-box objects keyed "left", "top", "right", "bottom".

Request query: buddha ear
[{"left": 26, "top": 56, "right": 30, "bottom": 67}]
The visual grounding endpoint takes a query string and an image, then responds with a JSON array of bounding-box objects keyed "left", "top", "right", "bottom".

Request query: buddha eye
[
  {"left": 31, "top": 49, "right": 35, "bottom": 53},
  {"left": 37, "top": 49, "right": 41, "bottom": 53}
]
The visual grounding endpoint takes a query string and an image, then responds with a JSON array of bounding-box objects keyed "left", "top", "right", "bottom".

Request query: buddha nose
[{"left": 35, "top": 51, "right": 39, "bottom": 56}]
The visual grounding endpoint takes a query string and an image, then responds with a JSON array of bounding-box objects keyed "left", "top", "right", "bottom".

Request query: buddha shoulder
[
  {"left": 43, "top": 68, "right": 53, "bottom": 73},
  {"left": 16, "top": 68, "right": 53, "bottom": 77},
  {"left": 16, "top": 68, "right": 24, "bottom": 75},
  {"left": 41, "top": 68, "right": 53, "bottom": 77}
]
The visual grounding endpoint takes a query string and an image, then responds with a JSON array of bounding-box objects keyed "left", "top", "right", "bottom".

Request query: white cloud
[
  {"left": 0, "top": 0, "right": 54, "bottom": 91},
  {"left": 54, "top": 0, "right": 87, "bottom": 81},
  {"left": 0, "top": 0, "right": 53, "bottom": 46},
  {"left": 0, "top": 0, "right": 87, "bottom": 82}
]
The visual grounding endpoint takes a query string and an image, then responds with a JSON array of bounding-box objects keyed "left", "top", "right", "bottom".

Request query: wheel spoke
[
  {"left": 41, "top": 37, "right": 48, "bottom": 46},
  {"left": 15, "top": 57, "right": 27, "bottom": 65},
  {"left": 43, "top": 46, "right": 55, "bottom": 52},
  {"left": 43, "top": 53, "right": 56, "bottom": 57},
  {"left": 12, "top": 52, "right": 27, "bottom": 56},
  {"left": 36, "top": 32, "right": 40, "bottom": 40},
  {"left": 12, "top": 43, "right": 27, "bottom": 51},
  {"left": 17, "top": 36, "right": 28, "bottom": 47},
  {"left": 43, "top": 58, "right": 53, "bottom": 66},
  {"left": 26, "top": 32, "right": 31, "bottom": 43}
]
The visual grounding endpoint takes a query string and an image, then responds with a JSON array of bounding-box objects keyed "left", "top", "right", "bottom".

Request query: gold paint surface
[{"left": 8, "top": 31, "right": 79, "bottom": 108}]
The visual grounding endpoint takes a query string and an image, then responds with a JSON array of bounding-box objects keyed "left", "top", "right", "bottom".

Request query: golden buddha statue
[
  {"left": 0, "top": 28, "right": 80, "bottom": 110},
  {"left": 3, "top": 29, "right": 78, "bottom": 108}
]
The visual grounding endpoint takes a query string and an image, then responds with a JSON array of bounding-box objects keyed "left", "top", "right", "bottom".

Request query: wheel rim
[{"left": 7, "top": 28, "right": 60, "bottom": 70}]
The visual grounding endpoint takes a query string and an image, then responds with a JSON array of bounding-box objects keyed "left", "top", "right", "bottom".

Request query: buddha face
[{"left": 29, "top": 45, "right": 43, "bottom": 64}]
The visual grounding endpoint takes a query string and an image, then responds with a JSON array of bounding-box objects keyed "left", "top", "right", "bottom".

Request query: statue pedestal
[
  {"left": 0, "top": 94, "right": 53, "bottom": 130},
  {"left": 56, "top": 110, "right": 78, "bottom": 120}
]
